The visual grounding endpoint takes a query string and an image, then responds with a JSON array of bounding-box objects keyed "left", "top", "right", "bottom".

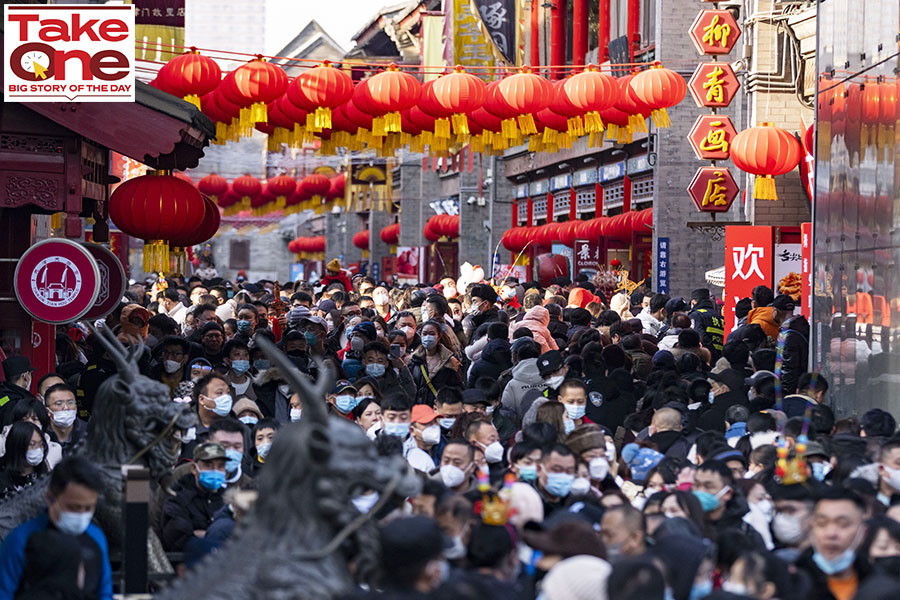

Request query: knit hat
[
  {"left": 287, "top": 306, "right": 311, "bottom": 329},
  {"left": 326, "top": 258, "right": 341, "bottom": 272},
  {"left": 232, "top": 397, "right": 263, "bottom": 420},
  {"left": 621, "top": 443, "right": 664, "bottom": 484},
  {"left": 565, "top": 424, "right": 606, "bottom": 456},
  {"left": 508, "top": 482, "right": 544, "bottom": 529},
  {"left": 541, "top": 556, "right": 611, "bottom": 600}
]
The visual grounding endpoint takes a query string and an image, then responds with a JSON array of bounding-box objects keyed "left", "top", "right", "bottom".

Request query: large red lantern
[
  {"left": 110, "top": 171, "right": 206, "bottom": 273},
  {"left": 156, "top": 49, "right": 221, "bottom": 109},
  {"left": 430, "top": 66, "right": 487, "bottom": 136},
  {"left": 292, "top": 60, "right": 354, "bottom": 131},
  {"left": 197, "top": 173, "right": 228, "bottom": 202},
  {"left": 380, "top": 223, "right": 400, "bottom": 245},
  {"left": 628, "top": 63, "right": 686, "bottom": 128},
  {"left": 730, "top": 122, "right": 801, "bottom": 200},
  {"left": 228, "top": 57, "right": 288, "bottom": 125},
  {"left": 232, "top": 174, "right": 262, "bottom": 210},
  {"left": 168, "top": 197, "right": 220, "bottom": 274},
  {"left": 328, "top": 173, "right": 346, "bottom": 200},
  {"left": 563, "top": 66, "right": 616, "bottom": 134},
  {"left": 267, "top": 174, "right": 296, "bottom": 208},
  {"left": 302, "top": 173, "right": 331, "bottom": 198},
  {"left": 497, "top": 67, "right": 554, "bottom": 135},
  {"left": 360, "top": 65, "right": 421, "bottom": 134},
  {"left": 353, "top": 229, "right": 370, "bottom": 250}
]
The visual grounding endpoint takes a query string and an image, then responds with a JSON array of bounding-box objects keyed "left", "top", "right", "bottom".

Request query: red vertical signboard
[
  {"left": 801, "top": 222, "right": 812, "bottom": 318},
  {"left": 724, "top": 226, "right": 773, "bottom": 332}
]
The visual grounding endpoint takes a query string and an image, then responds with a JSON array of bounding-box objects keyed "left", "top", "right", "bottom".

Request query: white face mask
[
  {"left": 483, "top": 441, "right": 504, "bottom": 464},
  {"left": 883, "top": 464, "right": 900, "bottom": 492},
  {"left": 570, "top": 477, "right": 591, "bottom": 496},
  {"left": 164, "top": 359, "right": 182, "bottom": 374},
  {"left": 422, "top": 424, "right": 441, "bottom": 445},
  {"left": 51, "top": 410, "right": 77, "bottom": 428},
  {"left": 290, "top": 408, "right": 302, "bottom": 422},
  {"left": 351, "top": 491, "right": 380, "bottom": 514},
  {"left": 750, "top": 499, "right": 774, "bottom": 522},
  {"left": 546, "top": 375, "right": 565, "bottom": 390},
  {"left": 589, "top": 457, "right": 610, "bottom": 481},
  {"left": 25, "top": 447, "right": 44, "bottom": 466},
  {"left": 440, "top": 464, "right": 468, "bottom": 488},
  {"left": 772, "top": 512, "right": 805, "bottom": 545}
]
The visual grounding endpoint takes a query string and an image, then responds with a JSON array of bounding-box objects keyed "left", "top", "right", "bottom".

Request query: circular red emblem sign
[
  {"left": 15, "top": 239, "right": 100, "bottom": 324},
  {"left": 80, "top": 243, "right": 127, "bottom": 320}
]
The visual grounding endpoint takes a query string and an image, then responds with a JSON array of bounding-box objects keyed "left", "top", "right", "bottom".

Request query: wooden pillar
[
  {"left": 531, "top": 0, "right": 541, "bottom": 67},
  {"left": 627, "top": 0, "right": 640, "bottom": 61},
  {"left": 595, "top": 182, "right": 604, "bottom": 218},
  {"left": 623, "top": 175, "right": 632, "bottom": 213},
  {"left": 550, "top": 0, "right": 567, "bottom": 79},
  {"left": 572, "top": 0, "right": 588, "bottom": 66},
  {"left": 597, "top": 0, "right": 610, "bottom": 62}
]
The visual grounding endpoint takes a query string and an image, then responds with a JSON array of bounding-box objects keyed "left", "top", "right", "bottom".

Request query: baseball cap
[
  {"left": 411, "top": 404, "right": 438, "bottom": 424},
  {"left": 665, "top": 297, "right": 688, "bottom": 314},
  {"left": 537, "top": 350, "right": 564, "bottom": 377},
  {"left": 690, "top": 288, "right": 710, "bottom": 301},
  {"left": 462, "top": 388, "right": 488, "bottom": 405},
  {"left": 242, "top": 282, "right": 262, "bottom": 295},
  {"left": 352, "top": 322, "right": 377, "bottom": 341},
  {"left": 707, "top": 368, "right": 746, "bottom": 392},
  {"left": 194, "top": 442, "right": 227, "bottom": 461},
  {"left": 2, "top": 355, "right": 33, "bottom": 381},
  {"left": 301, "top": 315, "right": 328, "bottom": 331},
  {"left": 771, "top": 294, "right": 796, "bottom": 311},
  {"left": 317, "top": 299, "right": 336, "bottom": 312},
  {"left": 332, "top": 380, "right": 357, "bottom": 395}
]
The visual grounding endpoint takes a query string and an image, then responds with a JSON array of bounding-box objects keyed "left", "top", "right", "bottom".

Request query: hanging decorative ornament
[
  {"left": 730, "top": 122, "right": 802, "bottom": 201},
  {"left": 156, "top": 48, "right": 221, "bottom": 109},
  {"left": 628, "top": 63, "right": 686, "bottom": 128},
  {"left": 484, "top": 79, "right": 522, "bottom": 142},
  {"left": 563, "top": 65, "right": 616, "bottom": 135},
  {"left": 550, "top": 78, "right": 584, "bottom": 138},
  {"left": 198, "top": 173, "right": 228, "bottom": 203},
  {"left": 497, "top": 66, "right": 553, "bottom": 135},
  {"left": 292, "top": 60, "right": 354, "bottom": 131},
  {"left": 266, "top": 174, "right": 296, "bottom": 209},
  {"left": 232, "top": 174, "right": 262, "bottom": 211},
  {"left": 227, "top": 56, "right": 288, "bottom": 126},
  {"left": 360, "top": 64, "right": 421, "bottom": 135},
  {"left": 429, "top": 65, "right": 487, "bottom": 136}
]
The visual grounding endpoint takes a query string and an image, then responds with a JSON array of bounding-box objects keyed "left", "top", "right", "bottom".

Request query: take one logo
[{"left": 30, "top": 256, "right": 83, "bottom": 308}]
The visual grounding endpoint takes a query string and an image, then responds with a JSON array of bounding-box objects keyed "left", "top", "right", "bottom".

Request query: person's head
[
  {"left": 878, "top": 437, "right": 900, "bottom": 494},
  {"left": 440, "top": 439, "right": 476, "bottom": 489},
  {"left": 726, "top": 551, "right": 791, "bottom": 600},
  {"left": 770, "top": 483, "right": 815, "bottom": 547},
  {"left": 193, "top": 373, "right": 231, "bottom": 418},
  {"left": 379, "top": 515, "right": 450, "bottom": 593},
  {"left": 380, "top": 392, "right": 412, "bottom": 438},
  {"left": 607, "top": 557, "right": 666, "bottom": 600},
  {"left": 862, "top": 409, "right": 896, "bottom": 438},
  {"left": 43, "top": 383, "right": 78, "bottom": 428},
  {"left": 353, "top": 397, "right": 382, "bottom": 432},
  {"left": 395, "top": 311, "right": 417, "bottom": 343},
  {"left": 5, "top": 421, "right": 46, "bottom": 474},
  {"left": 751, "top": 285, "right": 774, "bottom": 308},
  {"left": 509, "top": 442, "right": 543, "bottom": 482},
  {"left": 649, "top": 407, "right": 683, "bottom": 436},
  {"left": 465, "top": 418, "right": 499, "bottom": 449},
  {"left": 12, "top": 397, "right": 51, "bottom": 432},
  {"left": 235, "top": 303, "right": 259, "bottom": 334},
  {"left": 36, "top": 373, "right": 64, "bottom": 402},
  {"left": 769, "top": 294, "right": 796, "bottom": 325},
  {"left": 46, "top": 456, "right": 103, "bottom": 534},
  {"left": 649, "top": 293, "right": 669, "bottom": 318},
  {"left": 159, "top": 336, "right": 190, "bottom": 374},
  {"left": 252, "top": 418, "right": 279, "bottom": 459},
  {"left": 362, "top": 341, "right": 390, "bottom": 378},
  {"left": 557, "top": 379, "right": 587, "bottom": 421},
  {"left": 419, "top": 320, "right": 446, "bottom": 353},
  {"left": 190, "top": 442, "right": 227, "bottom": 491},
  {"left": 811, "top": 488, "right": 866, "bottom": 566},
  {"left": 2, "top": 355, "right": 33, "bottom": 390},
  {"left": 798, "top": 372, "right": 829, "bottom": 404},
  {"left": 200, "top": 322, "right": 225, "bottom": 354},
  {"left": 466, "top": 522, "right": 518, "bottom": 576},
  {"left": 209, "top": 418, "right": 245, "bottom": 457},
  {"left": 725, "top": 405, "right": 750, "bottom": 429},
  {"left": 222, "top": 339, "right": 251, "bottom": 375},
  {"left": 435, "top": 387, "right": 464, "bottom": 428},
  {"left": 538, "top": 444, "right": 576, "bottom": 498},
  {"left": 693, "top": 460, "right": 734, "bottom": 519},
  {"left": 600, "top": 504, "right": 646, "bottom": 558},
  {"left": 860, "top": 515, "right": 900, "bottom": 568}
]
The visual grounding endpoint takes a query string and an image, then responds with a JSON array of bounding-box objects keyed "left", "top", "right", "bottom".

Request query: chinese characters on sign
[
  {"left": 656, "top": 237, "right": 670, "bottom": 294},
  {"left": 573, "top": 239, "right": 601, "bottom": 279},
  {"left": 801, "top": 223, "right": 812, "bottom": 318},
  {"left": 453, "top": 0, "right": 494, "bottom": 74},
  {"left": 724, "top": 227, "right": 773, "bottom": 331},
  {"left": 471, "top": 0, "right": 519, "bottom": 65},
  {"left": 688, "top": 63, "right": 740, "bottom": 108},
  {"left": 688, "top": 115, "right": 738, "bottom": 160},
  {"left": 689, "top": 10, "right": 742, "bottom": 55},
  {"left": 687, "top": 166, "right": 740, "bottom": 213}
]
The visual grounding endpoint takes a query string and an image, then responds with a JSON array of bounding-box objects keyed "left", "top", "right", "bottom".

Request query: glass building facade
[{"left": 813, "top": 1, "right": 900, "bottom": 414}]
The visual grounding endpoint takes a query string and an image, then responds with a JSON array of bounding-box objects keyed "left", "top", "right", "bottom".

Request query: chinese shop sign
[
  {"left": 689, "top": 10, "right": 742, "bottom": 55},
  {"left": 724, "top": 226, "right": 773, "bottom": 332},
  {"left": 688, "top": 115, "right": 737, "bottom": 160},
  {"left": 687, "top": 166, "right": 739, "bottom": 213},
  {"left": 688, "top": 62, "right": 740, "bottom": 108}
]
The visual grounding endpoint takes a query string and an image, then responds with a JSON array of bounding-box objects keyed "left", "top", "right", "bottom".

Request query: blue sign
[
  {"left": 290, "top": 263, "right": 304, "bottom": 282},
  {"left": 531, "top": 179, "right": 548, "bottom": 194},
  {"left": 574, "top": 168, "right": 597, "bottom": 186},
  {"left": 550, "top": 174, "right": 571, "bottom": 191},
  {"left": 627, "top": 155, "right": 652, "bottom": 174},
  {"left": 371, "top": 261, "right": 380, "bottom": 282},
  {"left": 515, "top": 183, "right": 529, "bottom": 199},
  {"left": 656, "top": 237, "right": 669, "bottom": 294},
  {"left": 600, "top": 162, "right": 625, "bottom": 182}
]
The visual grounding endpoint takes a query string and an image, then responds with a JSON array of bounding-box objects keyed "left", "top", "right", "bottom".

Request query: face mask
[
  {"left": 708, "top": 390, "right": 715, "bottom": 404},
  {"left": 366, "top": 363, "right": 386, "bottom": 378},
  {"left": 564, "top": 418, "right": 575, "bottom": 435},
  {"left": 693, "top": 485, "right": 729, "bottom": 512},
  {"left": 440, "top": 464, "right": 467, "bottom": 488},
  {"left": 468, "top": 303, "right": 482, "bottom": 316},
  {"left": 589, "top": 457, "right": 610, "bottom": 481},
  {"left": 236, "top": 320, "right": 252, "bottom": 334},
  {"left": 564, "top": 403, "right": 586, "bottom": 420},
  {"left": 772, "top": 512, "right": 806, "bottom": 545},
  {"left": 570, "top": 477, "right": 591, "bottom": 496},
  {"left": 518, "top": 464, "right": 538, "bottom": 482},
  {"left": 325, "top": 318, "right": 334, "bottom": 332},
  {"left": 145, "top": 334, "right": 159, "bottom": 348},
  {"left": 373, "top": 293, "right": 389, "bottom": 306},
  {"left": 51, "top": 409, "right": 77, "bottom": 428},
  {"left": 350, "top": 336, "right": 365, "bottom": 352},
  {"left": 198, "top": 469, "right": 225, "bottom": 491},
  {"left": 231, "top": 360, "right": 250, "bottom": 375},
  {"left": 544, "top": 472, "right": 574, "bottom": 497},
  {"left": 304, "top": 331, "right": 318, "bottom": 346},
  {"left": 225, "top": 449, "right": 242, "bottom": 473},
  {"left": 290, "top": 408, "right": 302, "bottom": 422},
  {"left": 439, "top": 417, "right": 456, "bottom": 430},
  {"left": 883, "top": 464, "right": 900, "bottom": 492},
  {"left": 485, "top": 406, "right": 494, "bottom": 416},
  {"left": 164, "top": 359, "right": 182, "bottom": 374},
  {"left": 546, "top": 375, "right": 565, "bottom": 390},
  {"left": 422, "top": 424, "right": 441, "bottom": 445},
  {"left": 239, "top": 415, "right": 258, "bottom": 426},
  {"left": 605, "top": 541, "right": 624, "bottom": 560},
  {"left": 606, "top": 441, "right": 617, "bottom": 463},
  {"left": 445, "top": 535, "right": 466, "bottom": 560},
  {"left": 401, "top": 326, "right": 414, "bottom": 340},
  {"left": 25, "top": 447, "right": 44, "bottom": 466},
  {"left": 383, "top": 421, "right": 409, "bottom": 438},
  {"left": 421, "top": 335, "right": 438, "bottom": 350},
  {"left": 208, "top": 393, "right": 233, "bottom": 417},
  {"left": 55, "top": 510, "right": 94, "bottom": 536},
  {"left": 813, "top": 547, "right": 856, "bottom": 575},
  {"left": 253, "top": 359, "right": 270, "bottom": 371},
  {"left": 751, "top": 499, "right": 774, "bottom": 522},
  {"left": 483, "top": 441, "right": 504, "bottom": 464},
  {"left": 721, "top": 581, "right": 749, "bottom": 595},
  {"left": 872, "top": 556, "right": 900, "bottom": 573},
  {"left": 812, "top": 461, "right": 832, "bottom": 482},
  {"left": 256, "top": 442, "right": 272, "bottom": 459},
  {"left": 335, "top": 394, "right": 356, "bottom": 414},
  {"left": 688, "top": 580, "right": 713, "bottom": 600},
  {"left": 352, "top": 492, "right": 380, "bottom": 514}
]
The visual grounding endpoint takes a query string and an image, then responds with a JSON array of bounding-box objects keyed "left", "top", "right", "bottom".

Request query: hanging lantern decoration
[
  {"left": 172, "top": 172, "right": 194, "bottom": 185},
  {"left": 232, "top": 174, "right": 262, "bottom": 210},
  {"left": 328, "top": 173, "right": 346, "bottom": 203},
  {"left": 484, "top": 80, "right": 522, "bottom": 142},
  {"left": 424, "top": 217, "right": 440, "bottom": 243},
  {"left": 227, "top": 56, "right": 288, "bottom": 126},
  {"left": 266, "top": 174, "right": 296, "bottom": 209},
  {"left": 109, "top": 170, "right": 206, "bottom": 273},
  {"left": 380, "top": 223, "right": 400, "bottom": 245},
  {"left": 497, "top": 67, "right": 553, "bottom": 135},
  {"left": 360, "top": 64, "right": 421, "bottom": 135},
  {"left": 353, "top": 229, "right": 370, "bottom": 250},
  {"left": 217, "top": 188, "right": 241, "bottom": 216},
  {"left": 168, "top": 196, "right": 220, "bottom": 274},
  {"left": 550, "top": 79, "right": 585, "bottom": 138},
  {"left": 156, "top": 48, "right": 221, "bottom": 109},
  {"left": 628, "top": 63, "right": 686, "bottom": 128},
  {"left": 559, "top": 220, "right": 579, "bottom": 246},
  {"left": 730, "top": 122, "right": 802, "bottom": 200},
  {"left": 563, "top": 65, "right": 616, "bottom": 135},
  {"left": 198, "top": 173, "right": 228, "bottom": 202},
  {"left": 292, "top": 60, "right": 354, "bottom": 131},
  {"left": 615, "top": 73, "right": 651, "bottom": 135},
  {"left": 301, "top": 173, "right": 331, "bottom": 213},
  {"left": 430, "top": 66, "right": 487, "bottom": 136}
]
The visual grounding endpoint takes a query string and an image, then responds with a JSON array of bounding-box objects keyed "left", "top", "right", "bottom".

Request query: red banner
[
  {"left": 724, "top": 226, "right": 773, "bottom": 332},
  {"left": 801, "top": 222, "right": 812, "bottom": 318}
]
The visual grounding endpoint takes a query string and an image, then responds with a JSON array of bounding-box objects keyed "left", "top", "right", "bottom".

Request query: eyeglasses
[
  {"left": 161, "top": 350, "right": 185, "bottom": 359},
  {"left": 49, "top": 399, "right": 78, "bottom": 410},
  {"left": 192, "top": 365, "right": 213, "bottom": 373}
]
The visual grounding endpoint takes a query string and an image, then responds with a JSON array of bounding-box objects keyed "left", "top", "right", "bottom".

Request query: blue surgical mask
[
  {"left": 421, "top": 334, "right": 438, "bottom": 350},
  {"left": 813, "top": 548, "right": 856, "bottom": 575},
  {"left": 383, "top": 421, "right": 409, "bottom": 438},
  {"left": 689, "top": 580, "right": 713, "bottom": 600},
  {"left": 811, "top": 461, "right": 831, "bottom": 481},
  {"left": 708, "top": 390, "right": 715, "bottom": 404},
  {"left": 253, "top": 359, "right": 270, "bottom": 371},
  {"left": 198, "top": 469, "right": 225, "bottom": 491},
  {"left": 544, "top": 472, "right": 574, "bottom": 497},
  {"left": 239, "top": 415, "right": 258, "bottom": 426},
  {"left": 366, "top": 363, "right": 386, "bottom": 378},
  {"left": 225, "top": 448, "right": 242, "bottom": 473},
  {"left": 693, "top": 485, "right": 729, "bottom": 512},
  {"left": 209, "top": 393, "right": 233, "bottom": 417},
  {"left": 231, "top": 359, "right": 250, "bottom": 375},
  {"left": 256, "top": 442, "right": 272, "bottom": 459},
  {"left": 518, "top": 464, "right": 537, "bottom": 482},
  {"left": 236, "top": 320, "right": 252, "bottom": 334},
  {"left": 564, "top": 404, "right": 585, "bottom": 420},
  {"left": 55, "top": 510, "right": 94, "bottom": 536},
  {"left": 335, "top": 394, "right": 356, "bottom": 414},
  {"left": 304, "top": 331, "right": 318, "bottom": 346},
  {"left": 564, "top": 418, "right": 575, "bottom": 434},
  {"left": 439, "top": 417, "right": 456, "bottom": 430}
]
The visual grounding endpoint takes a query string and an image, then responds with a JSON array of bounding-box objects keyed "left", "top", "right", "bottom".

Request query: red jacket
[{"left": 322, "top": 272, "right": 353, "bottom": 292}]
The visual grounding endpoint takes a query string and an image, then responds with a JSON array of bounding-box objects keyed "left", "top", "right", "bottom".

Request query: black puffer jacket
[
  {"left": 160, "top": 474, "right": 225, "bottom": 552},
  {"left": 779, "top": 315, "right": 809, "bottom": 395},
  {"left": 409, "top": 346, "right": 462, "bottom": 405},
  {"left": 467, "top": 338, "right": 512, "bottom": 386}
]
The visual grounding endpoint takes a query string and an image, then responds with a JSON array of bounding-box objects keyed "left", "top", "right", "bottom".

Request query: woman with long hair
[{"left": 0, "top": 421, "right": 49, "bottom": 497}]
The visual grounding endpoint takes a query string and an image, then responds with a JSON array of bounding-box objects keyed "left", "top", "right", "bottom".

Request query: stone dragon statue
[
  {"left": 157, "top": 336, "right": 421, "bottom": 600},
  {"left": 0, "top": 325, "right": 196, "bottom": 567}
]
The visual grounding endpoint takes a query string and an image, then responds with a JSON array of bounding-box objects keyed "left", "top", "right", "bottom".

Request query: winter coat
[
  {"left": 0, "top": 383, "right": 34, "bottom": 427},
  {"left": 468, "top": 339, "right": 512, "bottom": 387},
  {"left": 509, "top": 306, "right": 558, "bottom": 354},
  {"left": 568, "top": 287, "right": 604, "bottom": 308},
  {"left": 795, "top": 546, "right": 871, "bottom": 600},
  {"left": 548, "top": 318, "right": 569, "bottom": 348},
  {"left": 780, "top": 315, "right": 809, "bottom": 395},
  {"left": 409, "top": 345, "right": 462, "bottom": 405},
  {"left": 160, "top": 474, "right": 225, "bottom": 552},
  {"left": 637, "top": 308, "right": 666, "bottom": 337},
  {"left": 251, "top": 367, "right": 292, "bottom": 423},
  {"left": 462, "top": 305, "right": 505, "bottom": 340},
  {"left": 747, "top": 307, "right": 779, "bottom": 340},
  {"left": 501, "top": 358, "right": 548, "bottom": 425},
  {"left": 689, "top": 299, "right": 726, "bottom": 359},
  {"left": 0, "top": 425, "right": 62, "bottom": 469},
  {"left": 709, "top": 491, "right": 766, "bottom": 551}
]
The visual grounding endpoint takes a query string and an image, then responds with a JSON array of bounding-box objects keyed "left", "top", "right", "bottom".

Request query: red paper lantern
[
  {"left": 156, "top": 49, "right": 221, "bottom": 109},
  {"left": 353, "top": 230, "right": 370, "bottom": 250},
  {"left": 360, "top": 64, "right": 421, "bottom": 134},
  {"left": 628, "top": 63, "right": 686, "bottom": 128},
  {"left": 559, "top": 220, "right": 579, "bottom": 246},
  {"left": 328, "top": 173, "right": 346, "bottom": 200},
  {"left": 730, "top": 122, "right": 801, "bottom": 200},
  {"left": 110, "top": 171, "right": 206, "bottom": 272},
  {"left": 430, "top": 66, "right": 487, "bottom": 136},
  {"left": 228, "top": 57, "right": 288, "bottom": 125},
  {"left": 614, "top": 73, "right": 651, "bottom": 134},
  {"left": 292, "top": 60, "right": 354, "bottom": 131},
  {"left": 381, "top": 223, "right": 400, "bottom": 245},
  {"left": 267, "top": 174, "right": 296, "bottom": 207},
  {"left": 232, "top": 174, "right": 262, "bottom": 210},
  {"left": 301, "top": 173, "right": 331, "bottom": 198},
  {"left": 563, "top": 66, "right": 616, "bottom": 134},
  {"left": 198, "top": 173, "right": 228, "bottom": 202},
  {"left": 497, "top": 67, "right": 554, "bottom": 135}
]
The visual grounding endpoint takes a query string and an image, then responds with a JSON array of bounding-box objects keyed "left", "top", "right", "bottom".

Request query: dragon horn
[
  {"left": 84, "top": 322, "right": 137, "bottom": 384},
  {"left": 255, "top": 335, "right": 333, "bottom": 428}
]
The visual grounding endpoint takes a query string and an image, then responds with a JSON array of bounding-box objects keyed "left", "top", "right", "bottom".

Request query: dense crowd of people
[{"left": 0, "top": 258, "right": 898, "bottom": 600}]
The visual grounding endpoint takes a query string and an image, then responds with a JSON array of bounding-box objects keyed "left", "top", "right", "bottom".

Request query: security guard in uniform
[{"left": 688, "top": 288, "right": 725, "bottom": 362}]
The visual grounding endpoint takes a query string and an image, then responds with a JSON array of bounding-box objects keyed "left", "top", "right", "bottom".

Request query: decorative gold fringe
[
  {"left": 517, "top": 114, "right": 537, "bottom": 135},
  {"left": 567, "top": 116, "right": 585, "bottom": 137},
  {"left": 384, "top": 112, "right": 402, "bottom": 133},
  {"left": 502, "top": 118, "right": 518, "bottom": 140},
  {"left": 583, "top": 111, "right": 605, "bottom": 134},
  {"left": 650, "top": 108, "right": 671, "bottom": 129},
  {"left": 250, "top": 102, "right": 267, "bottom": 124},
  {"left": 184, "top": 94, "right": 201, "bottom": 110},
  {"left": 754, "top": 175, "right": 778, "bottom": 200},
  {"left": 451, "top": 113, "right": 470, "bottom": 136},
  {"left": 315, "top": 106, "right": 332, "bottom": 130},
  {"left": 142, "top": 240, "right": 169, "bottom": 274}
]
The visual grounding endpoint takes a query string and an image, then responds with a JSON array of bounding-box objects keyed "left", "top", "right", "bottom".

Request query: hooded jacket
[
  {"left": 747, "top": 306, "right": 779, "bottom": 340},
  {"left": 509, "top": 306, "right": 559, "bottom": 354},
  {"left": 468, "top": 338, "right": 512, "bottom": 386},
  {"left": 501, "top": 358, "right": 548, "bottom": 425},
  {"left": 780, "top": 315, "right": 809, "bottom": 395},
  {"left": 567, "top": 287, "right": 604, "bottom": 308}
]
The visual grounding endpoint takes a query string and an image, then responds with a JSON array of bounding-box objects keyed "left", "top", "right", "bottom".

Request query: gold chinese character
[
  {"left": 702, "top": 15, "right": 731, "bottom": 49},
  {"left": 702, "top": 171, "right": 728, "bottom": 206},
  {"left": 704, "top": 66, "right": 725, "bottom": 103},
  {"left": 699, "top": 122, "right": 729, "bottom": 153}
]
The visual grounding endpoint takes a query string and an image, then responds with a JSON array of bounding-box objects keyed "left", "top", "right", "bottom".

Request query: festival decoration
[
  {"left": 687, "top": 166, "right": 740, "bottom": 212},
  {"left": 301, "top": 173, "right": 332, "bottom": 213},
  {"left": 730, "top": 123, "right": 801, "bottom": 200},
  {"left": 360, "top": 64, "right": 422, "bottom": 134},
  {"left": 380, "top": 223, "right": 400, "bottom": 245},
  {"left": 197, "top": 173, "right": 228, "bottom": 202},
  {"left": 291, "top": 60, "right": 354, "bottom": 131},
  {"left": 352, "top": 229, "right": 370, "bottom": 250},
  {"left": 628, "top": 63, "right": 686, "bottom": 128},
  {"left": 688, "top": 62, "right": 740, "bottom": 108},
  {"left": 232, "top": 174, "right": 262, "bottom": 210},
  {"left": 689, "top": 10, "right": 742, "bottom": 56},
  {"left": 563, "top": 65, "right": 616, "bottom": 134},
  {"left": 226, "top": 57, "right": 288, "bottom": 125},
  {"left": 429, "top": 66, "right": 487, "bottom": 136},
  {"left": 266, "top": 174, "right": 297, "bottom": 209},
  {"left": 687, "top": 115, "right": 738, "bottom": 160},
  {"left": 156, "top": 48, "right": 222, "bottom": 109},
  {"left": 168, "top": 196, "right": 221, "bottom": 274},
  {"left": 497, "top": 66, "right": 554, "bottom": 135}
]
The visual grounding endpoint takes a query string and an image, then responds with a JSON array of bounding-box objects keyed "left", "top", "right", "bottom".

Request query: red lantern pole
[
  {"left": 627, "top": 0, "right": 640, "bottom": 62},
  {"left": 550, "top": 0, "right": 567, "bottom": 79},
  {"left": 598, "top": 0, "right": 610, "bottom": 62},
  {"left": 573, "top": 0, "right": 588, "bottom": 66}
]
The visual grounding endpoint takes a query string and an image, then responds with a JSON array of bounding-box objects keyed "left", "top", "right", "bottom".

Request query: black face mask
[
  {"left": 873, "top": 555, "right": 900, "bottom": 575},
  {"left": 286, "top": 349, "right": 306, "bottom": 357}
]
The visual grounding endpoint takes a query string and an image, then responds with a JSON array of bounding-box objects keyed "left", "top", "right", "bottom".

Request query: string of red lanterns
[{"left": 501, "top": 208, "right": 652, "bottom": 252}]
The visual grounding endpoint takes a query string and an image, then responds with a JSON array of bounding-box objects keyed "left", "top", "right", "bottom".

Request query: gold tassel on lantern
[
  {"left": 567, "top": 116, "right": 585, "bottom": 137},
  {"left": 184, "top": 94, "right": 202, "bottom": 110},
  {"left": 384, "top": 112, "right": 402, "bottom": 133},
  {"left": 143, "top": 240, "right": 169, "bottom": 274},
  {"left": 501, "top": 118, "right": 518, "bottom": 140},
  {"left": 314, "top": 106, "right": 332, "bottom": 130},
  {"left": 517, "top": 114, "right": 537, "bottom": 135},
  {"left": 434, "top": 118, "right": 451, "bottom": 140},
  {"left": 754, "top": 175, "right": 778, "bottom": 201},
  {"left": 451, "top": 113, "right": 470, "bottom": 136},
  {"left": 630, "top": 113, "right": 647, "bottom": 133},
  {"left": 649, "top": 108, "right": 671, "bottom": 129},
  {"left": 583, "top": 111, "right": 605, "bottom": 134},
  {"left": 250, "top": 101, "right": 267, "bottom": 124}
]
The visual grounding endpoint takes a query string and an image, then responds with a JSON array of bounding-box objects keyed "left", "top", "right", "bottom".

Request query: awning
[
  {"left": 23, "top": 81, "right": 215, "bottom": 171},
  {"left": 706, "top": 266, "right": 725, "bottom": 287}
]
